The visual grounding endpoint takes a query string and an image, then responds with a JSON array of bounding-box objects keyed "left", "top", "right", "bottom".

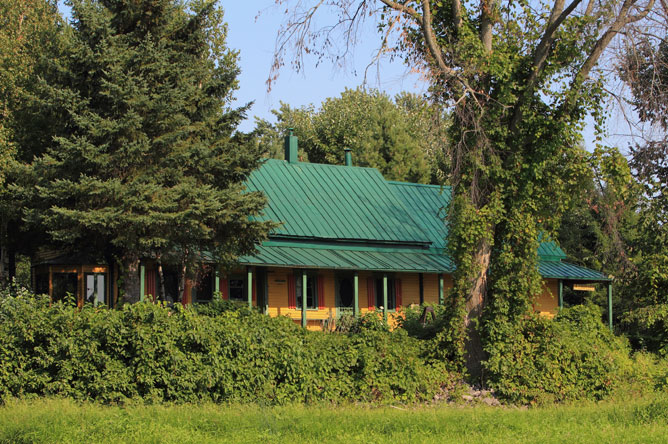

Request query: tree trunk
[
  {"left": 157, "top": 255, "right": 166, "bottom": 302},
  {"left": 178, "top": 261, "right": 187, "bottom": 304},
  {"left": 121, "top": 255, "right": 141, "bottom": 303},
  {"left": 464, "top": 239, "right": 491, "bottom": 382},
  {"left": 0, "top": 218, "right": 6, "bottom": 285}
]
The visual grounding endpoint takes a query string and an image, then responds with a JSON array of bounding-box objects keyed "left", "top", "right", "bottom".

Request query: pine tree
[{"left": 25, "top": 0, "right": 274, "bottom": 302}]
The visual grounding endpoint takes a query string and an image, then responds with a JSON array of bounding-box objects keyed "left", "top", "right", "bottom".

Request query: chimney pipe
[
  {"left": 284, "top": 128, "right": 298, "bottom": 163},
  {"left": 344, "top": 148, "right": 352, "bottom": 166}
]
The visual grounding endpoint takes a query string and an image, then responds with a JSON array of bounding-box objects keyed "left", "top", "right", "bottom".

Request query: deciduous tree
[{"left": 271, "top": 0, "right": 659, "bottom": 374}]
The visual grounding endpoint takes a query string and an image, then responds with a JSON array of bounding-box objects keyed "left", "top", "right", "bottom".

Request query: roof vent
[
  {"left": 284, "top": 128, "right": 298, "bottom": 163},
  {"left": 344, "top": 148, "right": 352, "bottom": 166}
]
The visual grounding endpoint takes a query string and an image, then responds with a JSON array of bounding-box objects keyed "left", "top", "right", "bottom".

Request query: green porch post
[
  {"left": 139, "top": 263, "right": 145, "bottom": 302},
  {"left": 383, "top": 273, "right": 388, "bottom": 321},
  {"left": 353, "top": 271, "right": 359, "bottom": 317},
  {"left": 608, "top": 282, "right": 613, "bottom": 332},
  {"left": 438, "top": 274, "right": 444, "bottom": 305},
  {"left": 214, "top": 269, "right": 220, "bottom": 294},
  {"left": 419, "top": 273, "right": 424, "bottom": 305},
  {"left": 247, "top": 266, "right": 253, "bottom": 309},
  {"left": 558, "top": 280, "right": 564, "bottom": 310},
  {"left": 302, "top": 270, "right": 307, "bottom": 328}
]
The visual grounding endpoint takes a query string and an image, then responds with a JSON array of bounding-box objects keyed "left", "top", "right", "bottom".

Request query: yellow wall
[
  {"left": 535, "top": 278, "right": 559, "bottom": 318},
  {"left": 263, "top": 268, "right": 456, "bottom": 330}
]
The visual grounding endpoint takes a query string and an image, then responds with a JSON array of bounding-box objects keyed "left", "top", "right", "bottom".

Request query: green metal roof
[
  {"left": 386, "top": 182, "right": 450, "bottom": 249},
  {"left": 240, "top": 241, "right": 455, "bottom": 273},
  {"left": 246, "top": 159, "right": 430, "bottom": 245},
  {"left": 241, "top": 161, "right": 605, "bottom": 281},
  {"left": 538, "top": 261, "right": 612, "bottom": 282}
]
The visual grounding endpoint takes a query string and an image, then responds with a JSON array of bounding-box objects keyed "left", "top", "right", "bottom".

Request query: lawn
[{"left": 1, "top": 396, "right": 668, "bottom": 444}]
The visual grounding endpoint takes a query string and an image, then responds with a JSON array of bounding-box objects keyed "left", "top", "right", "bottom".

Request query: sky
[{"left": 223, "top": 2, "right": 426, "bottom": 133}]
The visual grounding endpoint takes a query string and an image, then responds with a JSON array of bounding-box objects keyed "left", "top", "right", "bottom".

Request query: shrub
[
  {"left": 483, "top": 305, "right": 635, "bottom": 405},
  {"left": 0, "top": 291, "right": 455, "bottom": 405}
]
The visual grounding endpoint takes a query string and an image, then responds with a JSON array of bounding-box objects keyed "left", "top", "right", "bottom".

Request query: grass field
[{"left": 2, "top": 396, "right": 668, "bottom": 444}]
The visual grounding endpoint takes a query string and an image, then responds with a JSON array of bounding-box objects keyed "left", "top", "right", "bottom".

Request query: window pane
[
  {"left": 96, "top": 275, "right": 105, "bottom": 305},
  {"left": 229, "top": 278, "right": 245, "bottom": 300},
  {"left": 53, "top": 272, "right": 77, "bottom": 304},
  {"left": 375, "top": 277, "right": 396, "bottom": 310},
  {"left": 296, "top": 274, "right": 317, "bottom": 309}
]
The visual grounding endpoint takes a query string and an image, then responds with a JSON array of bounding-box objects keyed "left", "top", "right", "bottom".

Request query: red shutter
[
  {"left": 220, "top": 278, "right": 228, "bottom": 300},
  {"left": 146, "top": 268, "right": 156, "bottom": 300},
  {"left": 367, "top": 277, "right": 375, "bottom": 310},
  {"left": 252, "top": 277, "right": 257, "bottom": 304},
  {"left": 395, "top": 279, "right": 402, "bottom": 308},
  {"left": 288, "top": 274, "right": 296, "bottom": 309},
  {"left": 317, "top": 275, "right": 325, "bottom": 309}
]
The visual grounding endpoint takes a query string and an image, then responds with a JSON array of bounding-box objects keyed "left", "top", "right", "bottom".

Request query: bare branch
[
  {"left": 510, "top": 0, "right": 585, "bottom": 132},
  {"left": 576, "top": 0, "right": 656, "bottom": 85}
]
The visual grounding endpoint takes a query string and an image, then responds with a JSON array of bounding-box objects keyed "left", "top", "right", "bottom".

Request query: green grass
[{"left": 2, "top": 396, "right": 668, "bottom": 444}]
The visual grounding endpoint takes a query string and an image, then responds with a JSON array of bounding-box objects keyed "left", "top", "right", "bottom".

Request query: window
[
  {"left": 228, "top": 276, "right": 246, "bottom": 301},
  {"left": 52, "top": 272, "right": 77, "bottom": 304},
  {"left": 193, "top": 270, "right": 213, "bottom": 303},
  {"left": 375, "top": 277, "right": 396, "bottom": 310},
  {"left": 85, "top": 273, "right": 106, "bottom": 306},
  {"left": 295, "top": 272, "right": 318, "bottom": 309}
]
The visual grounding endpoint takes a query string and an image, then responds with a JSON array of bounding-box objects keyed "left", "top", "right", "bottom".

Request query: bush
[
  {"left": 0, "top": 291, "right": 455, "bottom": 405},
  {"left": 483, "top": 305, "right": 639, "bottom": 405}
]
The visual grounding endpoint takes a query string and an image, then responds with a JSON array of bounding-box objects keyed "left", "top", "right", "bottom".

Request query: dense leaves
[
  {"left": 0, "top": 291, "right": 455, "bottom": 404},
  {"left": 255, "top": 88, "right": 449, "bottom": 183},
  {"left": 16, "top": 0, "right": 274, "bottom": 301}
]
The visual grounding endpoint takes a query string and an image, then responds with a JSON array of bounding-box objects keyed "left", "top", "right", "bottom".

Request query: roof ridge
[
  {"left": 387, "top": 180, "right": 451, "bottom": 190},
  {"left": 262, "top": 158, "right": 379, "bottom": 171}
]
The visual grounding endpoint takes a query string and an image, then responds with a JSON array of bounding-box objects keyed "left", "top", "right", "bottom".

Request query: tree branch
[
  {"left": 510, "top": 0, "right": 584, "bottom": 132},
  {"left": 575, "top": 0, "right": 656, "bottom": 85}
]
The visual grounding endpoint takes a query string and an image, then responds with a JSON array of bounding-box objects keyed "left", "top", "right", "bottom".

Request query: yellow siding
[
  {"left": 400, "top": 273, "right": 420, "bottom": 305},
  {"left": 535, "top": 278, "right": 559, "bottom": 318},
  {"left": 261, "top": 268, "right": 557, "bottom": 329}
]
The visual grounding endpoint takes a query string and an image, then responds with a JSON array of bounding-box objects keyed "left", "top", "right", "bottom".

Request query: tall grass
[{"left": 2, "top": 396, "right": 668, "bottom": 444}]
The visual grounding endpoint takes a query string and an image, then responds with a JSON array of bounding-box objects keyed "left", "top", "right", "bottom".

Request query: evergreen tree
[
  {"left": 24, "top": 0, "right": 274, "bottom": 302},
  {"left": 0, "top": 0, "right": 60, "bottom": 283}
]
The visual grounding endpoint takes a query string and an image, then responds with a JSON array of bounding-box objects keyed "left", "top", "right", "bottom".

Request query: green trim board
[{"left": 241, "top": 243, "right": 455, "bottom": 273}]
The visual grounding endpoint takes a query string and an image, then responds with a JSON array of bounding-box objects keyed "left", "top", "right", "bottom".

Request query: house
[{"left": 31, "top": 131, "right": 613, "bottom": 330}]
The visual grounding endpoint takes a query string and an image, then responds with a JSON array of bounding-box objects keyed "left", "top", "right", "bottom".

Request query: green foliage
[
  {"left": 0, "top": 292, "right": 454, "bottom": 405},
  {"left": 17, "top": 0, "right": 274, "bottom": 301},
  {"left": 7, "top": 395, "right": 668, "bottom": 443},
  {"left": 254, "top": 88, "right": 449, "bottom": 183},
  {"left": 483, "top": 305, "right": 643, "bottom": 405}
]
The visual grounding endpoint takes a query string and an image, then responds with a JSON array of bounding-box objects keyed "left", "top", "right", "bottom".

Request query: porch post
[
  {"left": 419, "top": 273, "right": 424, "bottom": 305},
  {"left": 214, "top": 269, "right": 220, "bottom": 294},
  {"left": 438, "top": 273, "right": 444, "bottom": 305},
  {"left": 558, "top": 280, "right": 563, "bottom": 310},
  {"left": 383, "top": 273, "right": 388, "bottom": 321},
  {"left": 353, "top": 271, "right": 359, "bottom": 317},
  {"left": 301, "top": 270, "right": 307, "bottom": 327},
  {"left": 140, "top": 263, "right": 145, "bottom": 302},
  {"left": 247, "top": 266, "right": 253, "bottom": 309},
  {"left": 607, "top": 282, "right": 613, "bottom": 332}
]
